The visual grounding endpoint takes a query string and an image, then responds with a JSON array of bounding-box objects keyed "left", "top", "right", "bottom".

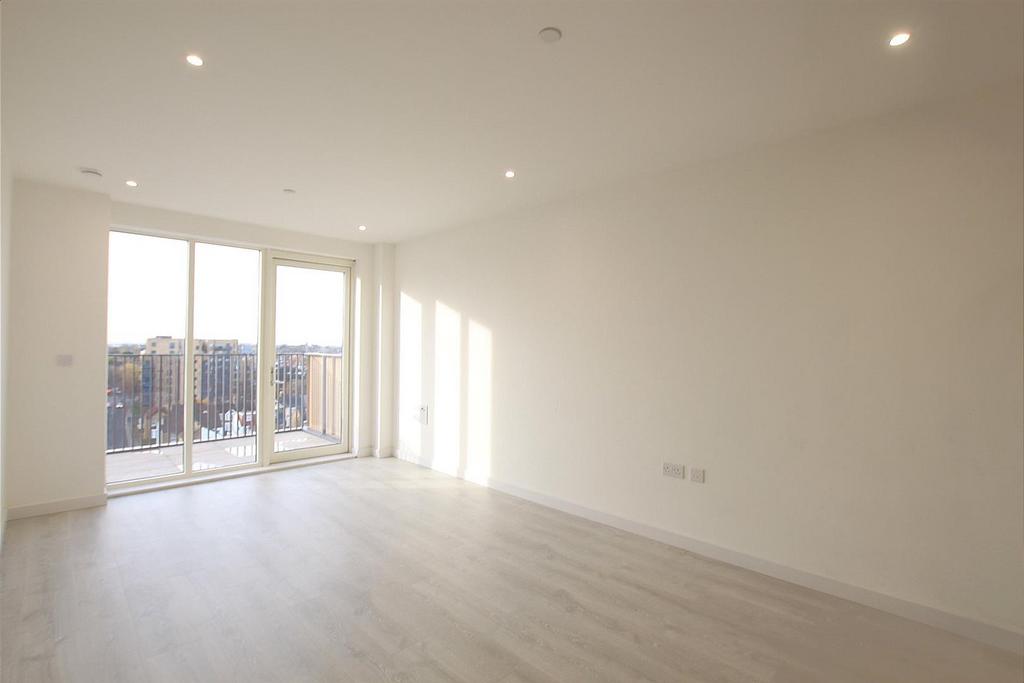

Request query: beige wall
[
  {"left": 3, "top": 182, "right": 382, "bottom": 512},
  {"left": 394, "top": 84, "right": 1024, "bottom": 636}
]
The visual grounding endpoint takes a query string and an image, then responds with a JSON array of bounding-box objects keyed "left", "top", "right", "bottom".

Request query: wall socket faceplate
[
  {"left": 418, "top": 405, "right": 429, "bottom": 425},
  {"left": 690, "top": 468, "right": 706, "bottom": 484},
  {"left": 662, "top": 462, "right": 685, "bottom": 479}
]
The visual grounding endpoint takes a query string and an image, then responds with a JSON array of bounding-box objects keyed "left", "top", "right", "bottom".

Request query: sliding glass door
[
  {"left": 262, "top": 254, "right": 351, "bottom": 462},
  {"left": 106, "top": 233, "right": 353, "bottom": 486}
]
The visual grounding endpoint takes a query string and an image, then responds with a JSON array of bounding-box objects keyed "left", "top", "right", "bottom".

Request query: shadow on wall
[{"left": 398, "top": 291, "right": 493, "bottom": 484}]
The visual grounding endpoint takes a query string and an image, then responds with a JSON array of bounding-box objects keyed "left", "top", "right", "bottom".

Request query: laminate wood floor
[{"left": 1, "top": 458, "right": 1020, "bottom": 682}]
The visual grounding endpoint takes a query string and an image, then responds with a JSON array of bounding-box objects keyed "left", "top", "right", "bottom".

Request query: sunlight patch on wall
[
  {"left": 433, "top": 301, "right": 461, "bottom": 475},
  {"left": 465, "top": 319, "right": 493, "bottom": 485},
  {"left": 398, "top": 292, "right": 423, "bottom": 462}
]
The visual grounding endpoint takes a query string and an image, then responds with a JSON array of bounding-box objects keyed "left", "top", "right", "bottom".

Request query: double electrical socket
[
  {"left": 662, "top": 462, "right": 685, "bottom": 479},
  {"left": 662, "top": 461, "right": 706, "bottom": 484}
]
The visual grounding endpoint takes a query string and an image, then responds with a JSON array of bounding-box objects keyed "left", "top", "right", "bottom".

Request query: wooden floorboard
[{"left": 1, "top": 458, "right": 1020, "bottom": 682}]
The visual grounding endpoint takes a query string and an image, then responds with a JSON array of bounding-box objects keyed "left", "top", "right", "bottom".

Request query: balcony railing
[{"left": 106, "top": 352, "right": 342, "bottom": 453}]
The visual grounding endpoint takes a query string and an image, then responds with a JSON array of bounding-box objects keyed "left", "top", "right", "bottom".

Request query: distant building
[
  {"left": 107, "top": 343, "right": 143, "bottom": 355},
  {"left": 145, "top": 336, "right": 183, "bottom": 355},
  {"left": 195, "top": 338, "right": 240, "bottom": 355},
  {"left": 145, "top": 336, "right": 239, "bottom": 355},
  {"left": 142, "top": 337, "right": 238, "bottom": 427}
]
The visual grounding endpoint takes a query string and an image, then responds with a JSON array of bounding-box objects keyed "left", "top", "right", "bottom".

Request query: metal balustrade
[{"left": 105, "top": 352, "right": 342, "bottom": 453}]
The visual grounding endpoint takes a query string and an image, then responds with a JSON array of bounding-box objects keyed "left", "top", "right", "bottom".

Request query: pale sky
[{"left": 107, "top": 232, "right": 345, "bottom": 347}]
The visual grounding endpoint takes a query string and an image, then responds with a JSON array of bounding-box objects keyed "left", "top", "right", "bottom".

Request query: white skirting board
[
  {"left": 357, "top": 446, "right": 395, "bottom": 458},
  {"left": 396, "top": 453, "right": 1023, "bottom": 655},
  {"left": 6, "top": 493, "right": 107, "bottom": 521}
]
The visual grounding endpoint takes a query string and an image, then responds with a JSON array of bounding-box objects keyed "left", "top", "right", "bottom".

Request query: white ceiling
[{"left": 4, "top": 1, "right": 1022, "bottom": 243}]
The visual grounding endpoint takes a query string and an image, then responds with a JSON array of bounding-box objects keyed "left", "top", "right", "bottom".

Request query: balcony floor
[{"left": 106, "top": 430, "right": 340, "bottom": 484}]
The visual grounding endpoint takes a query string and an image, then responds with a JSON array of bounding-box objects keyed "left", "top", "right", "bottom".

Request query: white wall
[
  {"left": 394, "top": 84, "right": 1024, "bottom": 639},
  {"left": 373, "top": 242, "right": 396, "bottom": 457},
  {"left": 7, "top": 181, "right": 111, "bottom": 511},
  {"left": 3, "top": 183, "right": 383, "bottom": 513}
]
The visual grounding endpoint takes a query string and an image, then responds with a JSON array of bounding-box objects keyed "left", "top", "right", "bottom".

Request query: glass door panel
[
  {"left": 270, "top": 260, "right": 349, "bottom": 460},
  {"left": 191, "top": 242, "right": 261, "bottom": 471},
  {"left": 105, "top": 232, "right": 188, "bottom": 484}
]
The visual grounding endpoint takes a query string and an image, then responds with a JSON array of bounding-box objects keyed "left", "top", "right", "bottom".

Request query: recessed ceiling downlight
[
  {"left": 538, "top": 27, "right": 563, "bottom": 43},
  {"left": 79, "top": 167, "right": 103, "bottom": 178},
  {"left": 358, "top": 225, "right": 367, "bottom": 232},
  {"left": 186, "top": 54, "right": 205, "bottom": 67},
  {"left": 283, "top": 188, "right": 296, "bottom": 194},
  {"left": 125, "top": 180, "right": 139, "bottom": 188},
  {"left": 889, "top": 32, "right": 910, "bottom": 47},
  {"left": 504, "top": 169, "right": 516, "bottom": 179}
]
